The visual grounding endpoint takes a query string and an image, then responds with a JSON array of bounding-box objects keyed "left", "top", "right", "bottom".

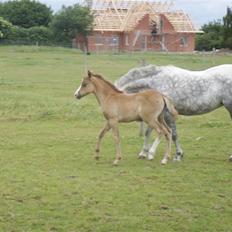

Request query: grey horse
[{"left": 115, "top": 64, "right": 232, "bottom": 161}]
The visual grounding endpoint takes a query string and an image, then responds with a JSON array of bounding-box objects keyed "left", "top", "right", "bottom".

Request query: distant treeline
[
  {"left": 196, "top": 7, "right": 232, "bottom": 51},
  {"left": 0, "top": 0, "right": 93, "bottom": 46}
]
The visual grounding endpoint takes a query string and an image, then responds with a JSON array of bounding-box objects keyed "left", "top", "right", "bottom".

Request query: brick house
[{"left": 76, "top": 0, "right": 202, "bottom": 52}]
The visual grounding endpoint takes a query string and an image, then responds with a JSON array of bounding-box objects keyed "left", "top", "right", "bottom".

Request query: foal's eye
[{"left": 82, "top": 83, "right": 87, "bottom": 87}]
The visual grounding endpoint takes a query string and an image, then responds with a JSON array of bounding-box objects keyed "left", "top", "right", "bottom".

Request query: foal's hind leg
[
  {"left": 157, "top": 117, "right": 172, "bottom": 165},
  {"left": 147, "top": 119, "right": 172, "bottom": 164},
  {"left": 141, "top": 112, "right": 183, "bottom": 161},
  {"left": 164, "top": 110, "right": 183, "bottom": 161}
]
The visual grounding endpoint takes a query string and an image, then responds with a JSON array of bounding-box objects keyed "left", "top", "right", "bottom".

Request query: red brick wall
[
  {"left": 88, "top": 31, "right": 121, "bottom": 52},
  {"left": 159, "top": 14, "right": 175, "bottom": 34},
  {"left": 163, "top": 33, "right": 195, "bottom": 52}
]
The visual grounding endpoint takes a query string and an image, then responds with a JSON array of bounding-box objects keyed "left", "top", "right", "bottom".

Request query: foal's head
[{"left": 74, "top": 71, "right": 95, "bottom": 99}]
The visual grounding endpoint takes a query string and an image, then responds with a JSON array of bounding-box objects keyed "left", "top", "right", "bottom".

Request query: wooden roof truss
[{"left": 82, "top": 0, "right": 199, "bottom": 33}]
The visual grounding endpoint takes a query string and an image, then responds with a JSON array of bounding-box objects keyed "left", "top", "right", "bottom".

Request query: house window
[
  {"left": 180, "top": 36, "right": 188, "bottom": 47},
  {"left": 110, "top": 37, "right": 119, "bottom": 45},
  {"left": 95, "top": 35, "right": 103, "bottom": 44}
]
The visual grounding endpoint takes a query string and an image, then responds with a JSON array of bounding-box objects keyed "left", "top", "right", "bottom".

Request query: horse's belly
[{"left": 176, "top": 97, "right": 222, "bottom": 115}]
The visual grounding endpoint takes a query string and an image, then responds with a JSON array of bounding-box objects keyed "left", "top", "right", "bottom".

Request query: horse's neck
[{"left": 92, "top": 78, "right": 116, "bottom": 105}]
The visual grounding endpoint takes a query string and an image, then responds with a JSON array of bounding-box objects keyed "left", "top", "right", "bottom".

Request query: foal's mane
[{"left": 92, "top": 73, "right": 123, "bottom": 93}]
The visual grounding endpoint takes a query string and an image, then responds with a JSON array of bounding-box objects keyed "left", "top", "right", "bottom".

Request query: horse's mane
[{"left": 92, "top": 74, "right": 123, "bottom": 93}]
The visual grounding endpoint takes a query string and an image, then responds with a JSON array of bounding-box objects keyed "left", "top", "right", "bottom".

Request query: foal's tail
[{"left": 162, "top": 95, "right": 178, "bottom": 120}]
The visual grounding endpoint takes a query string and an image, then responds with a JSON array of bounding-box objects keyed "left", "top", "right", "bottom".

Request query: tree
[
  {"left": 195, "top": 21, "right": 224, "bottom": 51},
  {"left": 51, "top": 4, "right": 93, "bottom": 51},
  {"left": 0, "top": 0, "right": 52, "bottom": 28},
  {"left": 0, "top": 17, "right": 12, "bottom": 39},
  {"left": 223, "top": 6, "right": 232, "bottom": 49}
]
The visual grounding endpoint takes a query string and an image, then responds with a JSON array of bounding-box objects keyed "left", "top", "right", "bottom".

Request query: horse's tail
[{"left": 162, "top": 95, "right": 178, "bottom": 120}]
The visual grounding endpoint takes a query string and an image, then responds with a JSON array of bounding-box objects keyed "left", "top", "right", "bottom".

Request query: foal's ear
[{"left": 87, "top": 70, "right": 92, "bottom": 78}]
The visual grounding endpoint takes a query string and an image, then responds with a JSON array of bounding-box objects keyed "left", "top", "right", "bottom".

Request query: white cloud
[{"left": 174, "top": 0, "right": 231, "bottom": 27}]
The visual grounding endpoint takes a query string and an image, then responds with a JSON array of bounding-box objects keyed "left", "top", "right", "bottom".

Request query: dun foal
[{"left": 74, "top": 71, "right": 178, "bottom": 165}]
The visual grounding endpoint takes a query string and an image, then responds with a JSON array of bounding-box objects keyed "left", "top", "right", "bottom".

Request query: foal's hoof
[
  {"left": 161, "top": 158, "right": 168, "bottom": 165},
  {"left": 113, "top": 159, "right": 120, "bottom": 166},
  {"left": 95, "top": 156, "right": 100, "bottom": 160}
]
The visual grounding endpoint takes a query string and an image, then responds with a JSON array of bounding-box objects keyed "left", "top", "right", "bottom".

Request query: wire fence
[{"left": 0, "top": 39, "right": 74, "bottom": 48}]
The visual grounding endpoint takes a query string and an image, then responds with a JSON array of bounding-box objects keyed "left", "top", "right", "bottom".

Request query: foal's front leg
[{"left": 95, "top": 122, "right": 111, "bottom": 160}]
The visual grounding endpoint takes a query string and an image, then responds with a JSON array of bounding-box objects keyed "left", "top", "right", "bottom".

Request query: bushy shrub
[{"left": 6, "top": 26, "right": 53, "bottom": 43}]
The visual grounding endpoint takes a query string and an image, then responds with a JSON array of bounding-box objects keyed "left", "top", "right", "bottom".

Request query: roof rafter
[{"left": 85, "top": 0, "right": 199, "bottom": 33}]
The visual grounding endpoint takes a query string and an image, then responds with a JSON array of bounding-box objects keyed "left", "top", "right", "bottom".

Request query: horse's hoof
[
  {"left": 229, "top": 155, "right": 232, "bottom": 162},
  {"left": 138, "top": 154, "right": 146, "bottom": 159},
  {"left": 173, "top": 156, "right": 182, "bottom": 162},
  {"left": 147, "top": 153, "right": 154, "bottom": 161}
]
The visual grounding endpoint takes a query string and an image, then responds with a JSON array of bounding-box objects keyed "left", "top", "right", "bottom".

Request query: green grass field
[{"left": 0, "top": 46, "right": 232, "bottom": 232}]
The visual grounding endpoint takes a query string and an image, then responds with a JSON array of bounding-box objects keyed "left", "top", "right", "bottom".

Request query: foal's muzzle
[{"left": 75, "top": 92, "right": 82, "bottom": 99}]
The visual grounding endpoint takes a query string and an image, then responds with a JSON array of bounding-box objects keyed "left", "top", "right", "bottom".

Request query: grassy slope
[{"left": 0, "top": 46, "right": 232, "bottom": 232}]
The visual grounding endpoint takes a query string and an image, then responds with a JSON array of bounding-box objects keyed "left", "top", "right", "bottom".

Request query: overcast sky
[{"left": 1, "top": 0, "right": 232, "bottom": 28}]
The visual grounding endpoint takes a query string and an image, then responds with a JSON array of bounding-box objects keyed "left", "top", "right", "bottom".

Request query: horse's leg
[
  {"left": 110, "top": 120, "right": 122, "bottom": 165},
  {"left": 144, "top": 112, "right": 171, "bottom": 161},
  {"left": 223, "top": 100, "right": 232, "bottom": 119},
  {"left": 147, "top": 134, "right": 161, "bottom": 160},
  {"left": 223, "top": 100, "right": 232, "bottom": 161},
  {"left": 146, "top": 113, "right": 169, "bottom": 161},
  {"left": 95, "top": 122, "right": 111, "bottom": 160},
  {"left": 138, "top": 126, "right": 153, "bottom": 159},
  {"left": 170, "top": 121, "right": 183, "bottom": 161},
  {"left": 164, "top": 111, "right": 183, "bottom": 161},
  {"left": 229, "top": 155, "right": 232, "bottom": 162},
  {"left": 145, "top": 112, "right": 183, "bottom": 161}
]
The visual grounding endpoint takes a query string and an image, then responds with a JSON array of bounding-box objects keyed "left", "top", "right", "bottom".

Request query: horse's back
[{"left": 206, "top": 64, "right": 232, "bottom": 71}]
